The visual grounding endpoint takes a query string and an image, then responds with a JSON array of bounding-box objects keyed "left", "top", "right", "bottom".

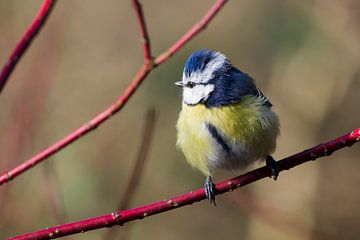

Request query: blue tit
[{"left": 175, "top": 50, "right": 280, "bottom": 205}]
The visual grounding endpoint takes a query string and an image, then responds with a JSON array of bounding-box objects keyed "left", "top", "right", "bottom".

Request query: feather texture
[{"left": 176, "top": 95, "right": 279, "bottom": 176}]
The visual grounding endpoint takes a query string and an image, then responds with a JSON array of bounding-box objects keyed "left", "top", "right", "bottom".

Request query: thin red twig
[
  {"left": 132, "top": 0, "right": 152, "bottom": 63},
  {"left": 8, "top": 128, "right": 360, "bottom": 240},
  {"left": 154, "top": 0, "right": 228, "bottom": 65},
  {"left": 0, "top": 38, "right": 56, "bottom": 224},
  {"left": 102, "top": 109, "right": 156, "bottom": 240},
  {"left": 0, "top": 0, "right": 56, "bottom": 93},
  {"left": 0, "top": 0, "right": 228, "bottom": 186}
]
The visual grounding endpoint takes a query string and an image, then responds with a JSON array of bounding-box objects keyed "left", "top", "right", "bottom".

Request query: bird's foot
[
  {"left": 266, "top": 155, "right": 279, "bottom": 180},
  {"left": 204, "top": 176, "right": 216, "bottom": 206}
]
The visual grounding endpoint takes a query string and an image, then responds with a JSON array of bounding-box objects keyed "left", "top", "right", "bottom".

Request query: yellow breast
[{"left": 176, "top": 96, "right": 279, "bottom": 176}]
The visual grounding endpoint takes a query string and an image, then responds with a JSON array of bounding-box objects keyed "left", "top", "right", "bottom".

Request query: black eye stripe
[{"left": 185, "top": 82, "right": 207, "bottom": 88}]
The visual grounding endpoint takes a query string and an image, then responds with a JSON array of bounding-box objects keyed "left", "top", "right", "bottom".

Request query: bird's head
[{"left": 175, "top": 50, "right": 232, "bottom": 106}]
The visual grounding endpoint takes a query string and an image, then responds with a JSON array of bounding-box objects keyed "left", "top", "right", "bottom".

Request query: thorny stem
[
  {"left": 8, "top": 128, "right": 360, "bottom": 240},
  {"left": 0, "top": 0, "right": 228, "bottom": 186},
  {"left": 0, "top": 0, "right": 56, "bottom": 93}
]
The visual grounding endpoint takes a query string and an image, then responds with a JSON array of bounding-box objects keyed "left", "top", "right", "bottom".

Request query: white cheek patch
[{"left": 183, "top": 84, "right": 215, "bottom": 105}]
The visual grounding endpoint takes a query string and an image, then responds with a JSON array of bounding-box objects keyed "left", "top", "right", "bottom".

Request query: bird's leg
[
  {"left": 204, "top": 176, "right": 216, "bottom": 206},
  {"left": 266, "top": 155, "right": 279, "bottom": 180}
]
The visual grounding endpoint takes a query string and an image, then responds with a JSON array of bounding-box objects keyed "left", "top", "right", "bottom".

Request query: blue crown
[
  {"left": 181, "top": 50, "right": 271, "bottom": 108},
  {"left": 183, "top": 50, "right": 219, "bottom": 77}
]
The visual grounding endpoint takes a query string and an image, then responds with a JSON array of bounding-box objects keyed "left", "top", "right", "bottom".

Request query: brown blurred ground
[{"left": 0, "top": 0, "right": 360, "bottom": 239}]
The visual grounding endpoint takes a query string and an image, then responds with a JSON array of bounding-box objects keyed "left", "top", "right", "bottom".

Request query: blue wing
[{"left": 206, "top": 67, "right": 272, "bottom": 108}]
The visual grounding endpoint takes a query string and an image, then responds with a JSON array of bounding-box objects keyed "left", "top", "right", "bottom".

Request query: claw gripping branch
[{"left": 8, "top": 128, "right": 360, "bottom": 240}]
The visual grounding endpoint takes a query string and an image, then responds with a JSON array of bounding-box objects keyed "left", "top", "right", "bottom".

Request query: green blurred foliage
[{"left": 0, "top": 0, "right": 360, "bottom": 239}]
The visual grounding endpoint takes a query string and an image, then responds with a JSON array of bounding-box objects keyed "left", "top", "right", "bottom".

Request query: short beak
[{"left": 175, "top": 81, "right": 184, "bottom": 87}]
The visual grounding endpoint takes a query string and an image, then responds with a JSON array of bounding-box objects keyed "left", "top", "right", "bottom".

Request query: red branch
[
  {"left": 8, "top": 128, "right": 360, "bottom": 240},
  {"left": 132, "top": 0, "right": 152, "bottom": 63},
  {"left": 0, "top": 0, "right": 228, "bottom": 186},
  {"left": 0, "top": 0, "right": 56, "bottom": 93},
  {"left": 155, "top": 0, "right": 228, "bottom": 65}
]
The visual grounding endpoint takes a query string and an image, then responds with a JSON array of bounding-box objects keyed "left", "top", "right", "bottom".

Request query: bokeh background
[{"left": 1, "top": 0, "right": 360, "bottom": 239}]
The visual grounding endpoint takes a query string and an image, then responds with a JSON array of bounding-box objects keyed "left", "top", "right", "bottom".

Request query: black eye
[{"left": 186, "top": 82, "right": 196, "bottom": 88}]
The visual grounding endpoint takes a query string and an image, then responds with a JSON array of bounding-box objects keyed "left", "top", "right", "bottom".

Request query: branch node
[
  {"left": 85, "top": 121, "right": 97, "bottom": 131},
  {"left": 8, "top": 128, "right": 360, "bottom": 240},
  {"left": 0, "top": 0, "right": 227, "bottom": 185},
  {"left": 47, "top": 227, "right": 61, "bottom": 239},
  {"left": 4, "top": 172, "right": 14, "bottom": 182},
  {"left": 351, "top": 129, "right": 360, "bottom": 142},
  {"left": 322, "top": 145, "right": 329, "bottom": 156},
  {"left": 111, "top": 212, "right": 122, "bottom": 225},
  {"left": 144, "top": 59, "right": 155, "bottom": 70},
  {"left": 227, "top": 181, "right": 235, "bottom": 191}
]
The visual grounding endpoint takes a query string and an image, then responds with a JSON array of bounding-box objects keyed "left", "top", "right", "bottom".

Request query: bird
[{"left": 175, "top": 50, "right": 280, "bottom": 205}]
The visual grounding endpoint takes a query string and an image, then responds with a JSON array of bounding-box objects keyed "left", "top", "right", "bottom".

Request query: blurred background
[{"left": 0, "top": 0, "right": 360, "bottom": 239}]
